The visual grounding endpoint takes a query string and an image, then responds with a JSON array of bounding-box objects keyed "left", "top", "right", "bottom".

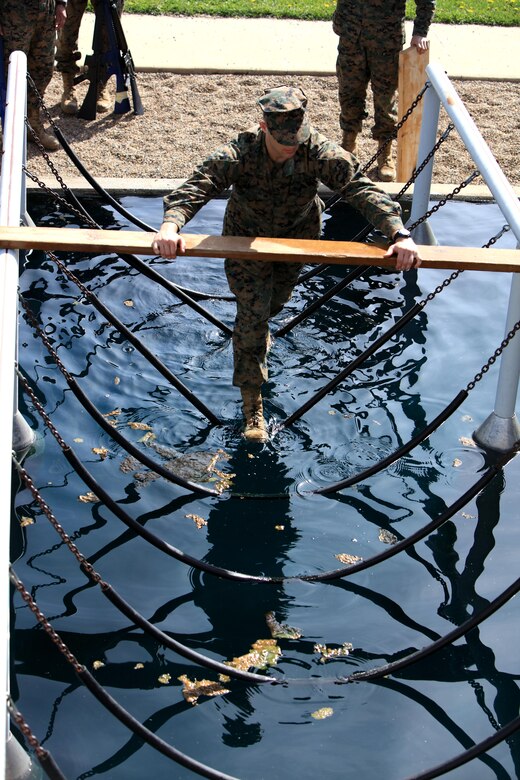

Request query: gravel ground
[{"left": 26, "top": 72, "right": 520, "bottom": 188}]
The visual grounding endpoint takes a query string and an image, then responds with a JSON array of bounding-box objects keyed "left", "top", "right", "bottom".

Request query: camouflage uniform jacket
[
  {"left": 163, "top": 126, "right": 405, "bottom": 241},
  {"left": 332, "top": 0, "right": 436, "bottom": 49}
]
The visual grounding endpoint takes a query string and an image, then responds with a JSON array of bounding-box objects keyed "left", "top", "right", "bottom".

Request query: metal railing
[{"left": 409, "top": 62, "right": 520, "bottom": 451}]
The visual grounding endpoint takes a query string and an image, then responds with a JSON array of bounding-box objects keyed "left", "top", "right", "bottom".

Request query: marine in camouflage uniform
[
  {"left": 0, "top": 0, "right": 65, "bottom": 149},
  {"left": 333, "top": 0, "right": 435, "bottom": 178},
  {"left": 156, "top": 87, "right": 419, "bottom": 440},
  {"left": 55, "top": 0, "right": 123, "bottom": 114}
]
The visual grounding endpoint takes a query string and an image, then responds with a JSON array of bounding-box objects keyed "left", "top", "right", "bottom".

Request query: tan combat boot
[
  {"left": 60, "top": 73, "right": 78, "bottom": 115},
  {"left": 27, "top": 108, "right": 59, "bottom": 151},
  {"left": 241, "top": 387, "right": 268, "bottom": 442},
  {"left": 341, "top": 131, "right": 358, "bottom": 156},
  {"left": 377, "top": 141, "right": 396, "bottom": 182},
  {"left": 96, "top": 81, "right": 112, "bottom": 113}
]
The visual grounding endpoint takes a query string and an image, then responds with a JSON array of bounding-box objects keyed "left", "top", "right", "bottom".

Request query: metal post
[
  {"left": 407, "top": 82, "right": 440, "bottom": 246},
  {"left": 424, "top": 63, "right": 520, "bottom": 451}
]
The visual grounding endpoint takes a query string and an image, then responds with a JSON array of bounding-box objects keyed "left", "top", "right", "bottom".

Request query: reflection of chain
[
  {"left": 361, "top": 83, "right": 430, "bottom": 175},
  {"left": 10, "top": 567, "right": 84, "bottom": 673}
]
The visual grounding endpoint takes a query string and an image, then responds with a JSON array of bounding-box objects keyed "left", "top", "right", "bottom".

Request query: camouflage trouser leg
[
  {"left": 337, "top": 37, "right": 399, "bottom": 139},
  {"left": 55, "top": 0, "right": 124, "bottom": 76},
  {"left": 336, "top": 37, "right": 370, "bottom": 135},
  {"left": 367, "top": 46, "right": 399, "bottom": 141},
  {"left": 225, "top": 258, "right": 303, "bottom": 389},
  {"left": 0, "top": 0, "right": 56, "bottom": 113},
  {"left": 55, "top": 0, "right": 88, "bottom": 74}
]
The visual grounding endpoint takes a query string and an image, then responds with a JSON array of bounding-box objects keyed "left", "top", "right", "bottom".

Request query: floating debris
[
  {"left": 459, "top": 436, "right": 476, "bottom": 447},
  {"left": 103, "top": 409, "right": 121, "bottom": 418},
  {"left": 127, "top": 421, "right": 153, "bottom": 431},
  {"left": 92, "top": 447, "right": 109, "bottom": 460},
  {"left": 92, "top": 660, "right": 105, "bottom": 670},
  {"left": 335, "top": 553, "right": 363, "bottom": 565},
  {"left": 19, "top": 517, "right": 34, "bottom": 527},
  {"left": 114, "top": 377, "right": 120, "bottom": 385},
  {"left": 461, "top": 512, "right": 476, "bottom": 520},
  {"left": 453, "top": 458, "right": 463, "bottom": 468},
  {"left": 78, "top": 492, "right": 99, "bottom": 503},
  {"left": 311, "top": 707, "right": 334, "bottom": 720},
  {"left": 274, "top": 525, "right": 285, "bottom": 531},
  {"left": 314, "top": 642, "right": 353, "bottom": 663},
  {"left": 265, "top": 611, "right": 302, "bottom": 640},
  {"left": 378, "top": 529, "right": 398, "bottom": 545},
  {"left": 178, "top": 674, "right": 230, "bottom": 705},
  {"left": 123, "top": 299, "right": 134, "bottom": 307},
  {"left": 134, "top": 663, "right": 144, "bottom": 670},
  {"left": 158, "top": 673, "right": 171, "bottom": 685},
  {"left": 225, "top": 639, "right": 281, "bottom": 673},
  {"left": 185, "top": 513, "right": 208, "bottom": 529}
]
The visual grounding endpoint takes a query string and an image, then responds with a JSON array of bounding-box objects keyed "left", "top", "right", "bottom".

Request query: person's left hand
[
  {"left": 55, "top": 4, "right": 67, "bottom": 30},
  {"left": 384, "top": 236, "right": 421, "bottom": 271}
]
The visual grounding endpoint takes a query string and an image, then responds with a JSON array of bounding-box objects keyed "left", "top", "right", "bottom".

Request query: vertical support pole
[
  {"left": 424, "top": 63, "right": 520, "bottom": 451},
  {"left": 397, "top": 45, "right": 430, "bottom": 183},
  {"left": 407, "top": 81, "right": 440, "bottom": 246}
]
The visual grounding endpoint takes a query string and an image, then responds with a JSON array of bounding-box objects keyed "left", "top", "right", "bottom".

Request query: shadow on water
[{"left": 10, "top": 194, "right": 520, "bottom": 779}]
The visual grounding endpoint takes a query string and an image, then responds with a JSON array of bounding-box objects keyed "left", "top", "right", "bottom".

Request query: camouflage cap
[{"left": 257, "top": 86, "right": 310, "bottom": 146}]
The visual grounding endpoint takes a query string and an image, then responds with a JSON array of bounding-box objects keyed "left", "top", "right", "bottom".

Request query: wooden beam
[
  {"left": 1, "top": 225, "right": 519, "bottom": 273},
  {"left": 397, "top": 46, "right": 429, "bottom": 182}
]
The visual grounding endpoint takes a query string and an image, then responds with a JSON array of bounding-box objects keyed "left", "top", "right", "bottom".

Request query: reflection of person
[
  {"left": 0, "top": 0, "right": 66, "bottom": 150},
  {"left": 153, "top": 86, "right": 421, "bottom": 442},
  {"left": 55, "top": 0, "right": 123, "bottom": 115},
  {"left": 333, "top": 0, "right": 435, "bottom": 181}
]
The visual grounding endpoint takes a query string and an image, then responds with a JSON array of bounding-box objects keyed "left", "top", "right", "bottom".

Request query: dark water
[{"left": 12, "top": 194, "right": 520, "bottom": 780}]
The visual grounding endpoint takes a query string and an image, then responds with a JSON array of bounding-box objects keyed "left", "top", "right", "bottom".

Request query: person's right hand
[{"left": 152, "top": 222, "right": 186, "bottom": 258}]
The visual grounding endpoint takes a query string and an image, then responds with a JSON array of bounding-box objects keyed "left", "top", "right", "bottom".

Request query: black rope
[
  {"left": 34, "top": 258, "right": 222, "bottom": 425},
  {"left": 402, "top": 716, "right": 520, "bottom": 780},
  {"left": 342, "top": 571, "right": 520, "bottom": 683},
  {"left": 313, "top": 390, "right": 468, "bottom": 494},
  {"left": 274, "top": 265, "right": 366, "bottom": 338},
  {"left": 17, "top": 366, "right": 222, "bottom": 497},
  {"left": 279, "top": 302, "right": 424, "bottom": 429}
]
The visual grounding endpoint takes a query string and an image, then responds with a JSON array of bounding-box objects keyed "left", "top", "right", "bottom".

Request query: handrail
[{"left": 0, "top": 50, "right": 28, "bottom": 780}]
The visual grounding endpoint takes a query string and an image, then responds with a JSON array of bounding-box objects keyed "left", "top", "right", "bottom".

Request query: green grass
[{"left": 124, "top": 0, "right": 519, "bottom": 26}]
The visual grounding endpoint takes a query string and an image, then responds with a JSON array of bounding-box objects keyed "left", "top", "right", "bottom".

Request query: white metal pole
[
  {"left": 424, "top": 64, "right": 520, "bottom": 450},
  {"left": 408, "top": 82, "right": 440, "bottom": 245}
]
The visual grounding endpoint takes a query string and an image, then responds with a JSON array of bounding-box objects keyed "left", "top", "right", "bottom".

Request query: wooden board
[
  {"left": 1, "top": 225, "right": 519, "bottom": 273},
  {"left": 397, "top": 45, "right": 430, "bottom": 182}
]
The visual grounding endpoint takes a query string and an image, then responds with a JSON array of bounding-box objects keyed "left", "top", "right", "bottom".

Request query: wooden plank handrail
[{"left": 1, "top": 226, "right": 519, "bottom": 273}]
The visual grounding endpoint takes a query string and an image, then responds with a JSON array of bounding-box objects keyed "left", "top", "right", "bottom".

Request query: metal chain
[
  {"left": 45, "top": 249, "right": 97, "bottom": 300},
  {"left": 18, "top": 296, "right": 74, "bottom": 386},
  {"left": 466, "top": 318, "right": 520, "bottom": 392},
  {"left": 408, "top": 169, "right": 482, "bottom": 232},
  {"left": 16, "top": 366, "right": 69, "bottom": 451},
  {"left": 10, "top": 567, "right": 84, "bottom": 673},
  {"left": 395, "top": 123, "right": 455, "bottom": 200},
  {"left": 12, "top": 456, "right": 103, "bottom": 585},
  {"left": 23, "top": 166, "right": 99, "bottom": 230},
  {"left": 360, "top": 83, "right": 430, "bottom": 175},
  {"left": 7, "top": 697, "right": 50, "bottom": 761}
]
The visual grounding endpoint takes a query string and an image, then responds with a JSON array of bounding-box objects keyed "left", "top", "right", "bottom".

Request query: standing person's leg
[
  {"left": 25, "top": 0, "right": 60, "bottom": 150},
  {"left": 90, "top": 0, "right": 125, "bottom": 112},
  {"left": 368, "top": 46, "right": 400, "bottom": 181},
  {"left": 225, "top": 258, "right": 275, "bottom": 441},
  {"left": 55, "top": 0, "right": 88, "bottom": 114},
  {"left": 336, "top": 36, "right": 369, "bottom": 155}
]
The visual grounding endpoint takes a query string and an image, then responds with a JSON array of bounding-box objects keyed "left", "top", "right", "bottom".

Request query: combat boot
[
  {"left": 241, "top": 387, "right": 268, "bottom": 442},
  {"left": 60, "top": 73, "right": 78, "bottom": 115},
  {"left": 341, "top": 131, "right": 358, "bottom": 156},
  {"left": 27, "top": 108, "right": 59, "bottom": 151},
  {"left": 377, "top": 141, "right": 396, "bottom": 182},
  {"left": 96, "top": 82, "right": 112, "bottom": 113}
]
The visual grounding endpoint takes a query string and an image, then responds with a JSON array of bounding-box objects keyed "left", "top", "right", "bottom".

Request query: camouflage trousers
[
  {"left": 224, "top": 258, "right": 303, "bottom": 389},
  {"left": 0, "top": 0, "right": 56, "bottom": 113},
  {"left": 336, "top": 38, "right": 400, "bottom": 140},
  {"left": 55, "top": 0, "right": 124, "bottom": 74}
]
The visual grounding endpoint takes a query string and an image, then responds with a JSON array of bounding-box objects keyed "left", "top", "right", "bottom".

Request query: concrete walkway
[{"left": 79, "top": 14, "right": 520, "bottom": 81}]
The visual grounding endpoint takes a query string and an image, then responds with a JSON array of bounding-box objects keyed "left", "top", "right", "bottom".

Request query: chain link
[
  {"left": 467, "top": 318, "right": 520, "bottom": 391},
  {"left": 408, "top": 169, "right": 482, "bottom": 232},
  {"left": 7, "top": 697, "right": 49, "bottom": 759},
  {"left": 13, "top": 456, "right": 103, "bottom": 584},
  {"left": 16, "top": 365, "right": 69, "bottom": 451},
  {"left": 361, "top": 83, "right": 430, "bottom": 175},
  {"left": 395, "top": 123, "right": 455, "bottom": 201},
  {"left": 10, "top": 568, "right": 84, "bottom": 673}
]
